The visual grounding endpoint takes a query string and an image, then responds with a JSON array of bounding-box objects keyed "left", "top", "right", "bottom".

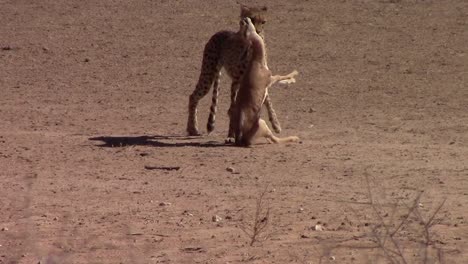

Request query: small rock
[
  {"left": 226, "top": 167, "right": 235, "bottom": 173},
  {"left": 159, "top": 202, "right": 171, "bottom": 206},
  {"left": 313, "top": 224, "right": 324, "bottom": 231},
  {"left": 53, "top": 217, "right": 59, "bottom": 221},
  {"left": 1, "top": 227, "right": 8, "bottom": 231},
  {"left": 418, "top": 203, "right": 424, "bottom": 208},
  {"left": 212, "top": 215, "right": 222, "bottom": 222},
  {"left": 329, "top": 256, "right": 336, "bottom": 261},
  {"left": 182, "top": 210, "right": 193, "bottom": 217},
  {"left": 298, "top": 207, "right": 304, "bottom": 213},
  {"left": 308, "top": 108, "right": 316, "bottom": 113}
]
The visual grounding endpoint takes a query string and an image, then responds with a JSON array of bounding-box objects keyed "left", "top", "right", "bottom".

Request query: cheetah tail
[
  {"left": 207, "top": 72, "right": 221, "bottom": 134},
  {"left": 264, "top": 96, "right": 282, "bottom": 134}
]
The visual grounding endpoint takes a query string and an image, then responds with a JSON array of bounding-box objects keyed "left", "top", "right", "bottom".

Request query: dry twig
[{"left": 239, "top": 185, "right": 273, "bottom": 246}]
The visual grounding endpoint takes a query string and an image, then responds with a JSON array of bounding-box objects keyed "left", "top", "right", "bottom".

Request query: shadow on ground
[{"left": 88, "top": 135, "right": 230, "bottom": 148}]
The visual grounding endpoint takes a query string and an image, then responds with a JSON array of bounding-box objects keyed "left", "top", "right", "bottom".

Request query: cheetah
[
  {"left": 186, "top": 5, "right": 283, "bottom": 138},
  {"left": 233, "top": 17, "right": 299, "bottom": 146}
]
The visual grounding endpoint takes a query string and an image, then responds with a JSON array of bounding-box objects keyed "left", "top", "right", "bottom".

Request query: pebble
[
  {"left": 212, "top": 215, "right": 222, "bottom": 222},
  {"left": 226, "top": 167, "right": 235, "bottom": 173},
  {"left": 182, "top": 210, "right": 193, "bottom": 217},
  {"left": 313, "top": 224, "right": 324, "bottom": 231}
]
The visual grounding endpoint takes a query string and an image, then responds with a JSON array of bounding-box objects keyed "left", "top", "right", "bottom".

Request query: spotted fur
[{"left": 186, "top": 5, "right": 282, "bottom": 137}]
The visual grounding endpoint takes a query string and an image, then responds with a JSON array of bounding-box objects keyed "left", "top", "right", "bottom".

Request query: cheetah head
[{"left": 240, "top": 4, "right": 267, "bottom": 34}]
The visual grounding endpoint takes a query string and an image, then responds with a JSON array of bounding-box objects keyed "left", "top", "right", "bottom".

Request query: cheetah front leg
[{"left": 187, "top": 62, "right": 222, "bottom": 136}]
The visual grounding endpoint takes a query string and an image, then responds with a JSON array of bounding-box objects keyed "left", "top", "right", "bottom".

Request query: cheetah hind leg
[
  {"left": 206, "top": 71, "right": 222, "bottom": 134},
  {"left": 187, "top": 66, "right": 222, "bottom": 136}
]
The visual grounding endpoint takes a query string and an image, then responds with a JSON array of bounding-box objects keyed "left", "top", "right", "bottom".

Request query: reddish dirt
[{"left": 1, "top": 0, "right": 467, "bottom": 263}]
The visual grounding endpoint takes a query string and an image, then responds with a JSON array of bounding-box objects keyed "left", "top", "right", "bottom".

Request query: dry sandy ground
[{"left": 1, "top": 0, "right": 467, "bottom": 263}]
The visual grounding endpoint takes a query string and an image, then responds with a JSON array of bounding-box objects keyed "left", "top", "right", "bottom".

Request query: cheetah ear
[{"left": 240, "top": 4, "right": 250, "bottom": 17}]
